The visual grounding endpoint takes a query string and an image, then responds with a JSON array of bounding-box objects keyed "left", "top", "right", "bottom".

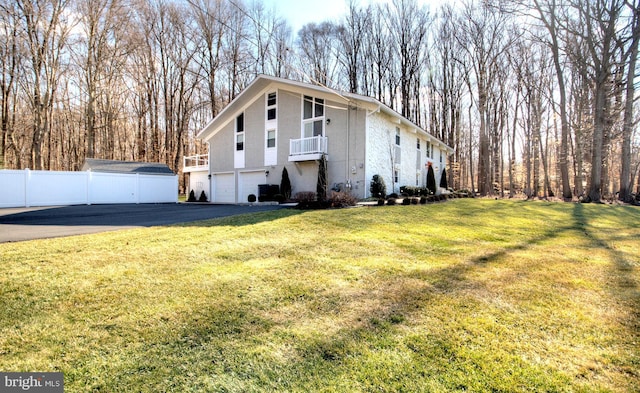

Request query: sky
[{"left": 262, "top": 0, "right": 448, "bottom": 35}]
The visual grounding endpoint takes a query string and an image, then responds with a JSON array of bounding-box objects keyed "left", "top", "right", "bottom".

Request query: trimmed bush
[
  {"left": 370, "top": 174, "right": 387, "bottom": 199},
  {"left": 329, "top": 191, "right": 358, "bottom": 208},
  {"left": 280, "top": 167, "right": 292, "bottom": 200},
  {"left": 387, "top": 198, "right": 397, "bottom": 206},
  {"left": 294, "top": 191, "right": 331, "bottom": 210},
  {"left": 377, "top": 199, "right": 385, "bottom": 206},
  {"left": 411, "top": 197, "right": 418, "bottom": 205},
  {"left": 294, "top": 191, "right": 316, "bottom": 203},
  {"left": 402, "top": 197, "right": 411, "bottom": 205},
  {"left": 248, "top": 194, "right": 257, "bottom": 203},
  {"left": 187, "top": 190, "right": 196, "bottom": 202},
  {"left": 198, "top": 191, "right": 208, "bottom": 202},
  {"left": 420, "top": 196, "right": 427, "bottom": 204}
]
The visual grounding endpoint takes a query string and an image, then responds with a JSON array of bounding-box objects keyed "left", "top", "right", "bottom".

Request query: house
[{"left": 184, "top": 75, "right": 453, "bottom": 203}]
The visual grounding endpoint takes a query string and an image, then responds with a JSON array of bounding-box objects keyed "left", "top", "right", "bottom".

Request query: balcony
[
  {"left": 289, "top": 136, "right": 328, "bottom": 162},
  {"left": 183, "top": 153, "right": 209, "bottom": 172}
]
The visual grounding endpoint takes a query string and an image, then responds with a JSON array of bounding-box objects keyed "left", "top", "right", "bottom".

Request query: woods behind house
[{"left": 1, "top": 0, "right": 639, "bottom": 202}]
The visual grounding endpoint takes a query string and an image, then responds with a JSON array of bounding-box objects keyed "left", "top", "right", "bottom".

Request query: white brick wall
[{"left": 365, "top": 112, "right": 449, "bottom": 197}]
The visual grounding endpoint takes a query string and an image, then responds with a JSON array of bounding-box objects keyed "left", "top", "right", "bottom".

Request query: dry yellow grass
[{"left": 0, "top": 199, "right": 638, "bottom": 392}]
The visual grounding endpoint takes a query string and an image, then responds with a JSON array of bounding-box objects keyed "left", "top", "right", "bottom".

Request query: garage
[
  {"left": 212, "top": 173, "right": 235, "bottom": 203},
  {"left": 238, "top": 170, "right": 266, "bottom": 203}
]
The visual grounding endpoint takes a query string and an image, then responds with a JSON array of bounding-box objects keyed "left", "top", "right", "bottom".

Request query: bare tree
[
  {"left": 16, "top": 0, "right": 71, "bottom": 169},
  {"left": 619, "top": 0, "right": 640, "bottom": 202},
  {"left": 0, "top": 1, "right": 21, "bottom": 168},
  {"left": 531, "top": 0, "right": 574, "bottom": 200},
  {"left": 385, "top": 0, "right": 429, "bottom": 123},
  {"left": 296, "top": 21, "right": 339, "bottom": 87},
  {"left": 336, "top": 0, "right": 370, "bottom": 94},
  {"left": 455, "top": 1, "right": 513, "bottom": 196}
]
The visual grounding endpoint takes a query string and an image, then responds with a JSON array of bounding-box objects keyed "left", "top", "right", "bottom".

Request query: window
[
  {"left": 417, "top": 138, "right": 421, "bottom": 150},
  {"left": 267, "top": 92, "right": 276, "bottom": 106},
  {"left": 439, "top": 150, "right": 443, "bottom": 163},
  {"left": 236, "top": 113, "right": 244, "bottom": 151},
  {"left": 267, "top": 129, "right": 276, "bottom": 148},
  {"left": 395, "top": 127, "right": 400, "bottom": 146},
  {"left": 426, "top": 141, "right": 431, "bottom": 159},
  {"left": 303, "top": 96, "right": 325, "bottom": 138},
  {"left": 394, "top": 169, "right": 399, "bottom": 184},
  {"left": 267, "top": 92, "right": 277, "bottom": 121},
  {"left": 236, "top": 134, "right": 244, "bottom": 151}
]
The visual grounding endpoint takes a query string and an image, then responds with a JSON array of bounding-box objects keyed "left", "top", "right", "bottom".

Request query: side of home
[{"left": 185, "top": 75, "right": 453, "bottom": 203}]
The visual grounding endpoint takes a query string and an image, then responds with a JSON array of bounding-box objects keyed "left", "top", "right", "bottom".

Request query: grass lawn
[{"left": 1, "top": 199, "right": 638, "bottom": 392}]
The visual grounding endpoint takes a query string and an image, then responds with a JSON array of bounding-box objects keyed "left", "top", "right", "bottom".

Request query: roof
[
  {"left": 81, "top": 159, "right": 175, "bottom": 175},
  {"left": 197, "top": 75, "right": 454, "bottom": 154}
]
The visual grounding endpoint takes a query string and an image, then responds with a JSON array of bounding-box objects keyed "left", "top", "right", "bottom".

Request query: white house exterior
[{"left": 184, "top": 75, "right": 453, "bottom": 203}]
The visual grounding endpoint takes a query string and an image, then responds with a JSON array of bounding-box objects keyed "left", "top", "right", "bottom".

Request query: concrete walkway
[{"left": 0, "top": 203, "right": 285, "bottom": 243}]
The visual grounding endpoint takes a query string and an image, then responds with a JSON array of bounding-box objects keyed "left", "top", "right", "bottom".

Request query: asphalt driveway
[{"left": 0, "top": 203, "right": 285, "bottom": 243}]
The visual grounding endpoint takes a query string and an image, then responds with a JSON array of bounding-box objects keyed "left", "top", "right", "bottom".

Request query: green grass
[{"left": 1, "top": 199, "right": 638, "bottom": 392}]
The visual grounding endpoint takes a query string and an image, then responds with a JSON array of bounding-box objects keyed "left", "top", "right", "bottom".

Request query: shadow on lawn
[
  {"left": 62, "top": 201, "right": 640, "bottom": 391},
  {"left": 571, "top": 203, "right": 640, "bottom": 334}
]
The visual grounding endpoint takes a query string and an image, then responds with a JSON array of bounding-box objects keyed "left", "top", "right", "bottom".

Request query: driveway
[{"left": 0, "top": 203, "right": 285, "bottom": 243}]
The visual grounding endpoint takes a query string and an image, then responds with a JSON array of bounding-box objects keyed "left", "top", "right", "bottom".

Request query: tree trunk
[{"left": 620, "top": 1, "right": 639, "bottom": 202}]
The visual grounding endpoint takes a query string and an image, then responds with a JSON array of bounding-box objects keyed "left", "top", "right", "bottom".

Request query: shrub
[
  {"left": 294, "top": 191, "right": 330, "bottom": 210},
  {"left": 400, "top": 186, "right": 430, "bottom": 196},
  {"left": 280, "top": 167, "right": 292, "bottom": 200},
  {"left": 387, "top": 197, "right": 396, "bottom": 206},
  {"left": 248, "top": 194, "right": 257, "bottom": 203},
  {"left": 402, "top": 197, "right": 411, "bottom": 205},
  {"left": 370, "top": 174, "right": 387, "bottom": 199},
  {"left": 294, "top": 191, "right": 316, "bottom": 203},
  {"left": 274, "top": 194, "right": 285, "bottom": 203},
  {"left": 420, "top": 196, "right": 427, "bottom": 204},
  {"left": 411, "top": 197, "right": 418, "bottom": 205},
  {"left": 388, "top": 193, "right": 398, "bottom": 199},
  {"left": 198, "top": 191, "right": 208, "bottom": 202},
  {"left": 317, "top": 155, "right": 328, "bottom": 201},
  {"left": 377, "top": 199, "right": 385, "bottom": 206},
  {"left": 187, "top": 190, "right": 196, "bottom": 202},
  {"left": 329, "top": 191, "right": 358, "bottom": 208}
]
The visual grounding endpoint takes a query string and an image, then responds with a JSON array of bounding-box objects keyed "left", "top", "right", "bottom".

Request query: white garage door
[
  {"left": 239, "top": 171, "right": 266, "bottom": 203},
  {"left": 213, "top": 173, "right": 235, "bottom": 203}
]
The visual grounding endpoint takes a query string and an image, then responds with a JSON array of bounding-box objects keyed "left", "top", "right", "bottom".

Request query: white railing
[
  {"left": 289, "top": 136, "right": 328, "bottom": 157},
  {"left": 183, "top": 153, "right": 209, "bottom": 172}
]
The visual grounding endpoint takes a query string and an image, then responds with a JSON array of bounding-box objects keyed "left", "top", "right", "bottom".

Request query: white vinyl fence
[{"left": 0, "top": 169, "right": 178, "bottom": 208}]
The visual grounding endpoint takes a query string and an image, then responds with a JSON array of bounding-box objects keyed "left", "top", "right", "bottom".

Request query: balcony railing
[
  {"left": 289, "top": 136, "right": 328, "bottom": 161},
  {"left": 183, "top": 153, "right": 209, "bottom": 172}
]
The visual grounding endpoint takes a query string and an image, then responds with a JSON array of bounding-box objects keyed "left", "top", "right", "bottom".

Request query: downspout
[
  {"left": 364, "top": 106, "right": 381, "bottom": 198},
  {"left": 207, "top": 141, "right": 212, "bottom": 202}
]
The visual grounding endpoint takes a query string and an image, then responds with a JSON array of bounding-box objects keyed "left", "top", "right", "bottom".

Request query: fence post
[
  {"left": 87, "top": 170, "right": 92, "bottom": 205},
  {"left": 24, "top": 168, "right": 30, "bottom": 208}
]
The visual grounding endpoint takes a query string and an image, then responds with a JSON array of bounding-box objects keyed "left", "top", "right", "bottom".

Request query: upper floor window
[
  {"left": 267, "top": 92, "right": 277, "bottom": 121},
  {"left": 236, "top": 113, "right": 244, "bottom": 151},
  {"left": 303, "top": 95, "right": 324, "bottom": 138},
  {"left": 426, "top": 141, "right": 431, "bottom": 158},
  {"left": 395, "top": 127, "right": 401, "bottom": 146},
  {"left": 267, "top": 129, "right": 276, "bottom": 148}
]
